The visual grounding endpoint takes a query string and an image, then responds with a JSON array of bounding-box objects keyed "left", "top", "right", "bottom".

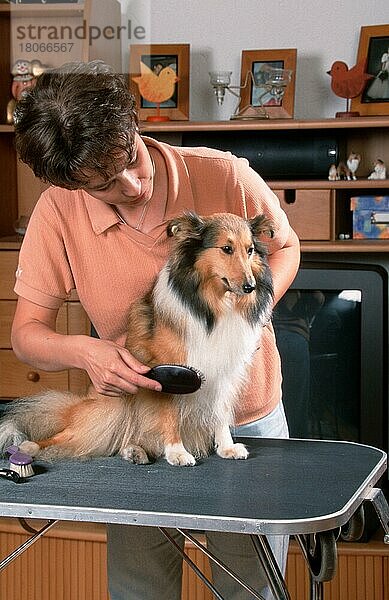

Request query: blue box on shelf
[{"left": 350, "top": 196, "right": 389, "bottom": 239}]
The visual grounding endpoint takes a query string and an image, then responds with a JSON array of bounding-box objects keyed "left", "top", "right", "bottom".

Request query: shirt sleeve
[
  {"left": 14, "top": 190, "right": 75, "bottom": 309},
  {"left": 232, "top": 156, "right": 292, "bottom": 255}
]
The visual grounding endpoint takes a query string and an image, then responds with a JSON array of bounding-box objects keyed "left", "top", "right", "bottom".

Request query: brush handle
[
  {"left": 0, "top": 469, "right": 21, "bottom": 483},
  {"left": 145, "top": 364, "right": 204, "bottom": 394}
]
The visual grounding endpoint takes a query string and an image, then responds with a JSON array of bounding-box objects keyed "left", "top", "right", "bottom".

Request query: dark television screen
[{"left": 273, "top": 264, "right": 386, "bottom": 451}]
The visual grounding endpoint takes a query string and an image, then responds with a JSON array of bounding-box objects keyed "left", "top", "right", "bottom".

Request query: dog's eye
[
  {"left": 247, "top": 246, "right": 255, "bottom": 256},
  {"left": 221, "top": 245, "right": 233, "bottom": 255}
]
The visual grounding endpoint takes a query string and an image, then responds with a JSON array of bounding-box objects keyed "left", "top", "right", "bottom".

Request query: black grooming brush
[
  {"left": 0, "top": 469, "right": 21, "bottom": 483},
  {"left": 145, "top": 364, "right": 205, "bottom": 394}
]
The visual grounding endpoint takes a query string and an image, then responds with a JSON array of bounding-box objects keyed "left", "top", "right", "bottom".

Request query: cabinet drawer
[
  {"left": 275, "top": 189, "right": 332, "bottom": 240},
  {"left": 0, "top": 350, "right": 69, "bottom": 398},
  {"left": 0, "top": 252, "right": 19, "bottom": 300},
  {"left": 0, "top": 301, "right": 17, "bottom": 348}
]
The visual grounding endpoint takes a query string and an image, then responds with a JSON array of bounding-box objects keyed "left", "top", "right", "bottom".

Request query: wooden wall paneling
[{"left": 0, "top": 520, "right": 388, "bottom": 600}]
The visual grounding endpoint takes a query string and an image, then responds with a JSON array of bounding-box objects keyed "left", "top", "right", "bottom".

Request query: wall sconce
[{"left": 209, "top": 67, "right": 292, "bottom": 120}]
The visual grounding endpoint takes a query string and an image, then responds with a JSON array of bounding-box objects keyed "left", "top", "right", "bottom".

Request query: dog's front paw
[
  {"left": 217, "top": 442, "right": 248, "bottom": 460},
  {"left": 121, "top": 445, "right": 150, "bottom": 464},
  {"left": 165, "top": 443, "right": 196, "bottom": 466}
]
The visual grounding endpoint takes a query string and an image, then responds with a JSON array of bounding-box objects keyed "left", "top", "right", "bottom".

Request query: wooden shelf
[
  {"left": 270, "top": 179, "right": 388, "bottom": 190},
  {"left": 140, "top": 116, "right": 389, "bottom": 133},
  {"left": 4, "top": 117, "right": 389, "bottom": 133},
  {"left": 2, "top": 116, "right": 389, "bottom": 249},
  {"left": 301, "top": 240, "right": 389, "bottom": 252},
  {"left": 0, "top": 2, "right": 85, "bottom": 17},
  {"left": 0, "top": 236, "right": 22, "bottom": 250}
]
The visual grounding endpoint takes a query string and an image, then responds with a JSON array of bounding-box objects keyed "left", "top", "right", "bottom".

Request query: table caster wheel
[
  {"left": 307, "top": 530, "right": 337, "bottom": 582},
  {"left": 340, "top": 504, "right": 365, "bottom": 542}
]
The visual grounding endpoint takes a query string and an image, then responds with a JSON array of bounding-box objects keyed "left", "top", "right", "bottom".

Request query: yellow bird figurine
[{"left": 132, "top": 61, "right": 179, "bottom": 121}]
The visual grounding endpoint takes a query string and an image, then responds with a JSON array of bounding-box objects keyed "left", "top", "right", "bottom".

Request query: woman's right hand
[{"left": 77, "top": 337, "right": 162, "bottom": 396}]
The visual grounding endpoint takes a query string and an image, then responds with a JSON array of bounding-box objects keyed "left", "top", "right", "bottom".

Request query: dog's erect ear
[
  {"left": 167, "top": 212, "right": 206, "bottom": 239},
  {"left": 249, "top": 214, "right": 275, "bottom": 240}
]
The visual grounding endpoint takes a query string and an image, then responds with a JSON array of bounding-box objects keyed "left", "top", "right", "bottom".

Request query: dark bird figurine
[{"left": 327, "top": 60, "right": 373, "bottom": 116}]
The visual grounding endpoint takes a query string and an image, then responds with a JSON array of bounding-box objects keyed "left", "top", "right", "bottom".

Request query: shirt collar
[{"left": 82, "top": 191, "right": 121, "bottom": 235}]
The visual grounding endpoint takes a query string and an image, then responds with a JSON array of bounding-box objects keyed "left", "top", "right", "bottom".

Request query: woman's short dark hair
[{"left": 14, "top": 60, "right": 139, "bottom": 189}]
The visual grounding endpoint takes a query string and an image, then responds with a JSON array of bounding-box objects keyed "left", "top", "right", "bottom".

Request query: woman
[{"left": 12, "top": 61, "right": 300, "bottom": 600}]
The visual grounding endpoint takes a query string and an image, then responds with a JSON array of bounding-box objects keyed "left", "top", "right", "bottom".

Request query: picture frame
[
  {"left": 351, "top": 24, "right": 389, "bottom": 116},
  {"left": 129, "top": 43, "right": 190, "bottom": 121},
  {"left": 239, "top": 48, "right": 297, "bottom": 119}
]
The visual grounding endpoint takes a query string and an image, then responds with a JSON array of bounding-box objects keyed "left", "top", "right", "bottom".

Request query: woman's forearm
[{"left": 12, "top": 319, "right": 91, "bottom": 372}]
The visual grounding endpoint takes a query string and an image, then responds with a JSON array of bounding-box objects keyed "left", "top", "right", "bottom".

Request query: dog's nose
[{"left": 242, "top": 282, "right": 256, "bottom": 294}]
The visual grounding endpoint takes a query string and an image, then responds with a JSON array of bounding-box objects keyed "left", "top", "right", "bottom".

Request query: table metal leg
[
  {"left": 0, "top": 519, "right": 58, "bottom": 572},
  {"left": 310, "top": 580, "right": 323, "bottom": 600},
  {"left": 365, "top": 487, "right": 389, "bottom": 543},
  {"left": 159, "top": 528, "right": 225, "bottom": 600},
  {"left": 250, "top": 535, "right": 291, "bottom": 600},
  {"left": 160, "top": 527, "right": 268, "bottom": 600}
]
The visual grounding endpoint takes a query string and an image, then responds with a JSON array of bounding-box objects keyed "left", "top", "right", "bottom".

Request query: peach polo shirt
[{"left": 14, "top": 136, "right": 292, "bottom": 424}]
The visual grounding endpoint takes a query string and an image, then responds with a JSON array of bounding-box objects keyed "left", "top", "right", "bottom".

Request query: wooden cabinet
[
  {"left": 0, "top": 246, "right": 90, "bottom": 399},
  {"left": 140, "top": 117, "right": 389, "bottom": 252}
]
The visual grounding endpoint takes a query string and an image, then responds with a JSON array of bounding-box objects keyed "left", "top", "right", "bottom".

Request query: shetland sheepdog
[{"left": 0, "top": 212, "right": 274, "bottom": 467}]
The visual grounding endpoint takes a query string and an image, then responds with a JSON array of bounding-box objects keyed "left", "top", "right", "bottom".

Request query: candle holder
[{"left": 209, "top": 67, "right": 292, "bottom": 120}]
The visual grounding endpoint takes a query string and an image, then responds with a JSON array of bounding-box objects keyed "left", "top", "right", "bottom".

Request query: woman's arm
[
  {"left": 267, "top": 226, "right": 301, "bottom": 305},
  {"left": 11, "top": 297, "right": 162, "bottom": 396}
]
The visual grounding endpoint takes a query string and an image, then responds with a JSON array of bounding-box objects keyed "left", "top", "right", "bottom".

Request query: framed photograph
[
  {"left": 351, "top": 24, "right": 389, "bottom": 116},
  {"left": 129, "top": 43, "right": 190, "bottom": 121},
  {"left": 239, "top": 49, "right": 297, "bottom": 119}
]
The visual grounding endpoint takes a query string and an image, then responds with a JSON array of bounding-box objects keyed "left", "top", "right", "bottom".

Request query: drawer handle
[
  {"left": 284, "top": 189, "right": 296, "bottom": 204},
  {"left": 27, "top": 371, "right": 40, "bottom": 383}
]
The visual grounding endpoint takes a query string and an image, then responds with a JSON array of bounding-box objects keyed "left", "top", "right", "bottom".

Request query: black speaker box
[{"left": 182, "top": 130, "right": 341, "bottom": 180}]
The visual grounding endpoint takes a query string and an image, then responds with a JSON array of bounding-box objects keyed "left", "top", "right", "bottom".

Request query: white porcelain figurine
[
  {"left": 368, "top": 159, "right": 386, "bottom": 180},
  {"left": 346, "top": 152, "right": 361, "bottom": 180}
]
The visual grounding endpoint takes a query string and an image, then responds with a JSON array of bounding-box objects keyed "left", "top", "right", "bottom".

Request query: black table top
[{"left": 0, "top": 438, "right": 386, "bottom": 535}]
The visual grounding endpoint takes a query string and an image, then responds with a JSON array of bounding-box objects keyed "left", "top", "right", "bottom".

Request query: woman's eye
[
  {"left": 221, "top": 245, "right": 233, "bottom": 255},
  {"left": 98, "top": 181, "right": 115, "bottom": 192}
]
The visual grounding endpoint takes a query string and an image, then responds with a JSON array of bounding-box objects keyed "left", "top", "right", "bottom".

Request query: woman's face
[{"left": 82, "top": 134, "right": 154, "bottom": 207}]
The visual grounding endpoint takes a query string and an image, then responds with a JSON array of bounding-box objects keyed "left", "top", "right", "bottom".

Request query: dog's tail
[{"left": 0, "top": 390, "right": 81, "bottom": 456}]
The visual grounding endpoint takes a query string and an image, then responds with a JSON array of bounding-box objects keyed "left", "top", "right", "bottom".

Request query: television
[{"left": 273, "top": 261, "right": 388, "bottom": 457}]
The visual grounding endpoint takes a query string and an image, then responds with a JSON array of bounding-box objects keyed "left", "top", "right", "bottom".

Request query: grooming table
[{"left": 0, "top": 438, "right": 388, "bottom": 600}]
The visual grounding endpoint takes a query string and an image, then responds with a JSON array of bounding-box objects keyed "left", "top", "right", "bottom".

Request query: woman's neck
[{"left": 114, "top": 147, "right": 168, "bottom": 234}]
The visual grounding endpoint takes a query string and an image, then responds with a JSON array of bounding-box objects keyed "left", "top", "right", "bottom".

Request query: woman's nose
[{"left": 117, "top": 169, "right": 141, "bottom": 196}]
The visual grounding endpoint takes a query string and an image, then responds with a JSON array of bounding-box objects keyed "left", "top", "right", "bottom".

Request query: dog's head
[
  {"left": 168, "top": 211, "right": 274, "bottom": 244},
  {"left": 167, "top": 212, "right": 274, "bottom": 312}
]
